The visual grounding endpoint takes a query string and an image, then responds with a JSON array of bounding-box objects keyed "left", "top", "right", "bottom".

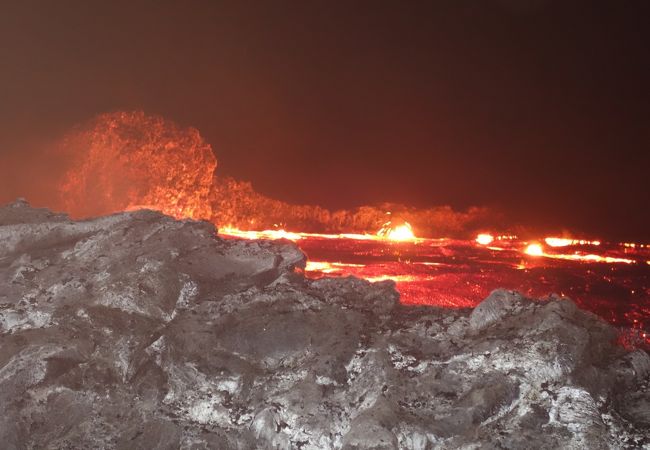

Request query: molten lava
[
  {"left": 476, "top": 233, "right": 494, "bottom": 245},
  {"left": 545, "top": 237, "right": 601, "bottom": 247},
  {"left": 377, "top": 221, "right": 417, "bottom": 241},
  {"left": 220, "top": 218, "right": 419, "bottom": 243},
  {"left": 48, "top": 111, "right": 649, "bottom": 348},
  {"left": 56, "top": 111, "right": 216, "bottom": 220},
  {"left": 524, "top": 240, "right": 635, "bottom": 264},
  {"left": 525, "top": 243, "right": 544, "bottom": 257},
  {"left": 221, "top": 227, "right": 649, "bottom": 347}
]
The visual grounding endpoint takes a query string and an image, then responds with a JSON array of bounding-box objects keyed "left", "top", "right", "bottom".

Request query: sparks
[{"left": 377, "top": 221, "right": 416, "bottom": 241}]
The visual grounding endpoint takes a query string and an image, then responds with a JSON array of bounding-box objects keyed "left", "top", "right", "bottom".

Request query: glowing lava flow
[
  {"left": 219, "top": 227, "right": 649, "bottom": 346},
  {"left": 219, "top": 221, "right": 419, "bottom": 243},
  {"left": 525, "top": 240, "right": 634, "bottom": 264},
  {"left": 219, "top": 227, "right": 306, "bottom": 241},
  {"left": 545, "top": 237, "right": 601, "bottom": 247}
]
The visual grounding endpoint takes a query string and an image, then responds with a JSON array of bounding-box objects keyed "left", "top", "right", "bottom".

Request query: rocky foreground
[{"left": 0, "top": 200, "right": 648, "bottom": 449}]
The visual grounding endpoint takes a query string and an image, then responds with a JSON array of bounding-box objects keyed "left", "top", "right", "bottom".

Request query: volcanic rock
[{"left": 0, "top": 200, "right": 648, "bottom": 449}]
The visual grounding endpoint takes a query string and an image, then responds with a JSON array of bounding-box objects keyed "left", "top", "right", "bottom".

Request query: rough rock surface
[{"left": 0, "top": 200, "right": 648, "bottom": 449}]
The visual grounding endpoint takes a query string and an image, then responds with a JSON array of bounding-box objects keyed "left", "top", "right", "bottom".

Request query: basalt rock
[{"left": 0, "top": 200, "right": 648, "bottom": 449}]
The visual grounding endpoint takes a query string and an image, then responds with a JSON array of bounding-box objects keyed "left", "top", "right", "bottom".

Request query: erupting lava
[
  {"left": 53, "top": 111, "right": 497, "bottom": 237},
  {"left": 377, "top": 221, "right": 417, "bottom": 241},
  {"left": 45, "top": 111, "right": 649, "bottom": 347},
  {"left": 56, "top": 111, "right": 216, "bottom": 220}
]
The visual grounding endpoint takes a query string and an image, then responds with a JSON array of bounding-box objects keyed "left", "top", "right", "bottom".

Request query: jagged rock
[{"left": 0, "top": 201, "right": 648, "bottom": 449}]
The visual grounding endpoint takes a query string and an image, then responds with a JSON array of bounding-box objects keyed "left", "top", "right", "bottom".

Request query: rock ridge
[{"left": 0, "top": 200, "right": 647, "bottom": 449}]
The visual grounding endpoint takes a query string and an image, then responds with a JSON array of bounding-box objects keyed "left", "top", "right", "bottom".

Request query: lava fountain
[{"left": 55, "top": 111, "right": 216, "bottom": 220}]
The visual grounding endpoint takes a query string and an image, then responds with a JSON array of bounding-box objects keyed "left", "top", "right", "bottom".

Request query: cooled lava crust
[{"left": 0, "top": 200, "right": 648, "bottom": 449}]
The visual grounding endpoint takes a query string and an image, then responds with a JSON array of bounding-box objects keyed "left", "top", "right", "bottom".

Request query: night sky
[{"left": 1, "top": 1, "right": 649, "bottom": 240}]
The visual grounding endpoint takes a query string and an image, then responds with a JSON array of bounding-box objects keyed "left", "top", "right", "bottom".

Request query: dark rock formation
[{"left": 0, "top": 200, "right": 648, "bottom": 449}]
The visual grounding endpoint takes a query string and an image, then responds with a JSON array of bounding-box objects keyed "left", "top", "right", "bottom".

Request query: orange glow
[
  {"left": 522, "top": 241, "right": 635, "bottom": 264},
  {"left": 545, "top": 237, "right": 601, "bottom": 247},
  {"left": 476, "top": 233, "right": 494, "bottom": 245},
  {"left": 377, "top": 221, "right": 416, "bottom": 241},
  {"left": 222, "top": 226, "right": 647, "bottom": 341},
  {"left": 623, "top": 242, "right": 649, "bottom": 249},
  {"left": 219, "top": 227, "right": 305, "bottom": 241},
  {"left": 305, "top": 261, "right": 423, "bottom": 284},
  {"left": 219, "top": 227, "right": 385, "bottom": 242},
  {"left": 544, "top": 237, "right": 573, "bottom": 247},
  {"left": 58, "top": 111, "right": 216, "bottom": 221},
  {"left": 363, "top": 274, "right": 421, "bottom": 283},
  {"left": 305, "top": 261, "right": 366, "bottom": 274},
  {"left": 48, "top": 112, "right": 648, "bottom": 345},
  {"left": 525, "top": 243, "right": 544, "bottom": 256},
  {"left": 220, "top": 227, "right": 641, "bottom": 267},
  {"left": 549, "top": 253, "right": 635, "bottom": 264}
]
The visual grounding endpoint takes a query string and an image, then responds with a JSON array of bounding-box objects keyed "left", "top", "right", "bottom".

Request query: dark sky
[{"left": 1, "top": 1, "right": 649, "bottom": 239}]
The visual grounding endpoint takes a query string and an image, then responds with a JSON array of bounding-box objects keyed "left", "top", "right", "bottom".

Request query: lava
[
  {"left": 476, "top": 233, "right": 494, "bottom": 245},
  {"left": 219, "top": 227, "right": 307, "bottom": 241},
  {"left": 525, "top": 240, "right": 634, "bottom": 264},
  {"left": 221, "top": 227, "right": 650, "bottom": 346},
  {"left": 545, "top": 237, "right": 601, "bottom": 247},
  {"left": 56, "top": 111, "right": 216, "bottom": 220},
  {"left": 524, "top": 243, "right": 544, "bottom": 257},
  {"left": 377, "top": 221, "right": 417, "bottom": 241},
  {"left": 46, "top": 111, "right": 649, "bottom": 347},
  {"left": 219, "top": 221, "right": 419, "bottom": 243}
]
